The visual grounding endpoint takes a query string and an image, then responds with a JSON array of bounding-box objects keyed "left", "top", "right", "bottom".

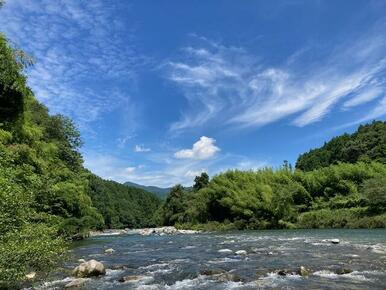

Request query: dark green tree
[{"left": 193, "top": 172, "right": 209, "bottom": 191}]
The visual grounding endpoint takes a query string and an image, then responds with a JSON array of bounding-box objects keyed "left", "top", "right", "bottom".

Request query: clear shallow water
[{"left": 41, "top": 229, "right": 386, "bottom": 289}]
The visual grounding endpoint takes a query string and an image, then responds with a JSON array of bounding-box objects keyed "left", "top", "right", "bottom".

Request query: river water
[{"left": 41, "top": 229, "right": 386, "bottom": 289}]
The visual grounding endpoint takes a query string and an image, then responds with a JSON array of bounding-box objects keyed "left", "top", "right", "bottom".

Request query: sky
[{"left": 1, "top": 0, "right": 386, "bottom": 187}]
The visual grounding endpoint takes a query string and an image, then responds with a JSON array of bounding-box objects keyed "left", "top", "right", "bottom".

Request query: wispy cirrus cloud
[
  {"left": 0, "top": 0, "right": 147, "bottom": 132},
  {"left": 165, "top": 31, "right": 386, "bottom": 132},
  {"left": 134, "top": 145, "right": 151, "bottom": 153}
]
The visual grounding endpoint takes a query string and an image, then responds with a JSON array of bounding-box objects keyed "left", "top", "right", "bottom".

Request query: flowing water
[{"left": 40, "top": 229, "right": 386, "bottom": 289}]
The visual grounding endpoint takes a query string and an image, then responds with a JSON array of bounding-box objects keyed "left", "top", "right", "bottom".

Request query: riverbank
[{"left": 89, "top": 226, "right": 201, "bottom": 237}]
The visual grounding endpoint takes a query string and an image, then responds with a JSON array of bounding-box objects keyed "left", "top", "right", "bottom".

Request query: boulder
[
  {"left": 78, "top": 259, "right": 86, "bottom": 263},
  {"left": 104, "top": 248, "right": 115, "bottom": 254},
  {"left": 64, "top": 278, "right": 89, "bottom": 288},
  {"left": 25, "top": 272, "right": 36, "bottom": 280},
  {"left": 72, "top": 260, "right": 106, "bottom": 278},
  {"left": 335, "top": 268, "right": 353, "bottom": 275},
  {"left": 218, "top": 249, "right": 233, "bottom": 254},
  {"left": 331, "top": 239, "right": 340, "bottom": 244},
  {"left": 118, "top": 275, "right": 146, "bottom": 283},
  {"left": 277, "top": 270, "right": 287, "bottom": 276},
  {"left": 235, "top": 250, "right": 247, "bottom": 256}
]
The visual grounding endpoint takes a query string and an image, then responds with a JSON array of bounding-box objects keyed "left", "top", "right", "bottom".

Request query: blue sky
[{"left": 1, "top": 0, "right": 386, "bottom": 187}]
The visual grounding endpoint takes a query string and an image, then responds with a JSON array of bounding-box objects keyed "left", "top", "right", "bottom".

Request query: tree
[
  {"left": 193, "top": 172, "right": 209, "bottom": 191},
  {"left": 362, "top": 176, "right": 386, "bottom": 214}
]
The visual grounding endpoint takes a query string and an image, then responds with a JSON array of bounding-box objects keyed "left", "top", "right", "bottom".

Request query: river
[{"left": 40, "top": 229, "right": 386, "bottom": 289}]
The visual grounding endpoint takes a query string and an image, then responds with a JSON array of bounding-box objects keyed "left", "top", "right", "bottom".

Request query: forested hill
[
  {"left": 124, "top": 181, "right": 171, "bottom": 199},
  {"left": 296, "top": 121, "right": 386, "bottom": 171},
  {"left": 0, "top": 33, "right": 159, "bottom": 288}
]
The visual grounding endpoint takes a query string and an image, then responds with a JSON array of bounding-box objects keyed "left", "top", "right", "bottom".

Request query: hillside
[
  {"left": 124, "top": 181, "right": 171, "bottom": 199},
  {"left": 296, "top": 121, "right": 386, "bottom": 171},
  {"left": 0, "top": 34, "right": 160, "bottom": 288}
]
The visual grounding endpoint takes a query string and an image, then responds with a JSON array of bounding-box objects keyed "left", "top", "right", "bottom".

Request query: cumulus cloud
[
  {"left": 134, "top": 145, "right": 151, "bottom": 152},
  {"left": 174, "top": 136, "right": 220, "bottom": 160}
]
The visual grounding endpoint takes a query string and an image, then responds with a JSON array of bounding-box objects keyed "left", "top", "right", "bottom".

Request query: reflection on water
[{"left": 40, "top": 229, "right": 386, "bottom": 289}]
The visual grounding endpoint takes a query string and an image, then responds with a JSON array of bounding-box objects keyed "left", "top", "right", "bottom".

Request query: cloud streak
[{"left": 165, "top": 32, "right": 386, "bottom": 132}]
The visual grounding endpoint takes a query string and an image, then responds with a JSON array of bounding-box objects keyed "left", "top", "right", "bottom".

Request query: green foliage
[
  {"left": 193, "top": 172, "right": 209, "bottom": 191},
  {"left": 87, "top": 174, "right": 161, "bottom": 229},
  {"left": 361, "top": 176, "right": 386, "bottom": 214},
  {"left": 296, "top": 121, "right": 386, "bottom": 171},
  {"left": 0, "top": 33, "right": 161, "bottom": 287},
  {"left": 162, "top": 162, "right": 386, "bottom": 230}
]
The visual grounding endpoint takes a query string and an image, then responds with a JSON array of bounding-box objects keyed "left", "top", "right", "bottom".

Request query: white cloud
[
  {"left": 165, "top": 32, "right": 386, "bottom": 131},
  {"left": 343, "top": 87, "right": 383, "bottom": 109},
  {"left": 174, "top": 136, "right": 220, "bottom": 160},
  {"left": 0, "top": 0, "right": 147, "bottom": 133},
  {"left": 134, "top": 145, "right": 151, "bottom": 152}
]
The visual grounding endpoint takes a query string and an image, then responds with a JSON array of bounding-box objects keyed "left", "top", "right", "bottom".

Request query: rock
[
  {"left": 331, "top": 239, "right": 340, "bottom": 244},
  {"left": 200, "top": 268, "right": 226, "bottom": 276},
  {"left": 277, "top": 270, "right": 287, "bottom": 276},
  {"left": 217, "top": 273, "right": 242, "bottom": 282},
  {"left": 104, "top": 248, "right": 115, "bottom": 254},
  {"left": 118, "top": 275, "right": 146, "bottom": 283},
  {"left": 218, "top": 249, "right": 233, "bottom": 254},
  {"left": 78, "top": 259, "right": 86, "bottom": 263},
  {"left": 64, "top": 278, "right": 89, "bottom": 288},
  {"left": 297, "top": 266, "right": 310, "bottom": 276},
  {"left": 72, "top": 260, "right": 106, "bottom": 278},
  {"left": 25, "top": 272, "right": 36, "bottom": 280},
  {"left": 235, "top": 250, "right": 247, "bottom": 256},
  {"left": 110, "top": 264, "right": 130, "bottom": 270},
  {"left": 267, "top": 251, "right": 274, "bottom": 256},
  {"left": 335, "top": 268, "right": 353, "bottom": 275}
]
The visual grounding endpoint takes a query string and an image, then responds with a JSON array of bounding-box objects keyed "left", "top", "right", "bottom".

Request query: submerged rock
[
  {"left": 200, "top": 268, "right": 226, "bottom": 276},
  {"left": 331, "top": 239, "right": 340, "bottom": 244},
  {"left": 72, "top": 260, "right": 106, "bottom": 278},
  {"left": 104, "top": 248, "right": 115, "bottom": 254},
  {"left": 217, "top": 272, "right": 242, "bottom": 282},
  {"left": 118, "top": 275, "right": 146, "bottom": 283},
  {"left": 64, "top": 278, "right": 89, "bottom": 288},
  {"left": 335, "top": 268, "right": 353, "bottom": 275}
]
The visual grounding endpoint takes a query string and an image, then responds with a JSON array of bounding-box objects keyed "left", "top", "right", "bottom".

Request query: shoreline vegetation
[{"left": 0, "top": 24, "right": 385, "bottom": 290}]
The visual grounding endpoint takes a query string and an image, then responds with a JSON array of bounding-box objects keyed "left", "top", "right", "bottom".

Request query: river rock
[
  {"left": 331, "top": 239, "right": 340, "bottom": 244},
  {"left": 217, "top": 272, "right": 242, "bottom": 282},
  {"left": 118, "top": 275, "right": 146, "bottom": 283},
  {"left": 104, "top": 248, "right": 115, "bottom": 254},
  {"left": 218, "top": 249, "right": 233, "bottom": 254},
  {"left": 72, "top": 260, "right": 106, "bottom": 278},
  {"left": 200, "top": 268, "right": 226, "bottom": 276},
  {"left": 78, "top": 259, "right": 86, "bottom": 263},
  {"left": 25, "top": 272, "right": 36, "bottom": 280},
  {"left": 64, "top": 278, "right": 89, "bottom": 288},
  {"left": 277, "top": 270, "right": 287, "bottom": 276},
  {"left": 235, "top": 250, "right": 247, "bottom": 256},
  {"left": 335, "top": 268, "right": 353, "bottom": 275},
  {"left": 297, "top": 266, "right": 310, "bottom": 276}
]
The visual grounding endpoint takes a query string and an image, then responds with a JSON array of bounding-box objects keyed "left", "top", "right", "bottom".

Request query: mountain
[
  {"left": 296, "top": 121, "right": 386, "bottom": 171},
  {"left": 124, "top": 181, "right": 171, "bottom": 199}
]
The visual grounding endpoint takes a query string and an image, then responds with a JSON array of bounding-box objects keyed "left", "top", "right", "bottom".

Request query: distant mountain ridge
[{"left": 124, "top": 181, "right": 171, "bottom": 199}]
